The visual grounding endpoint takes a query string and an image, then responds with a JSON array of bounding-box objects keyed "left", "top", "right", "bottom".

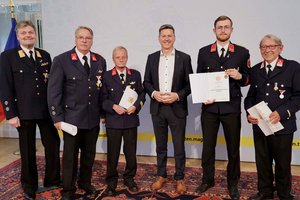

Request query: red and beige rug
[{"left": 0, "top": 156, "right": 299, "bottom": 199}]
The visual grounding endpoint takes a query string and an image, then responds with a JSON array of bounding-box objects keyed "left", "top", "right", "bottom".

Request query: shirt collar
[
  {"left": 75, "top": 47, "right": 90, "bottom": 62},
  {"left": 265, "top": 57, "right": 279, "bottom": 71},
  {"left": 160, "top": 48, "right": 175, "bottom": 56},
  {"left": 20, "top": 45, "right": 35, "bottom": 58},
  {"left": 216, "top": 42, "right": 229, "bottom": 53}
]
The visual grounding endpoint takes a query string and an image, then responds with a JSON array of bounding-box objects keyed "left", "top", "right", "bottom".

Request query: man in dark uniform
[
  {"left": 47, "top": 26, "right": 106, "bottom": 200},
  {"left": 144, "top": 24, "right": 193, "bottom": 194},
  {"left": 101, "top": 46, "right": 145, "bottom": 196},
  {"left": 245, "top": 34, "right": 300, "bottom": 200},
  {"left": 196, "top": 16, "right": 250, "bottom": 199},
  {"left": 0, "top": 20, "right": 60, "bottom": 200}
]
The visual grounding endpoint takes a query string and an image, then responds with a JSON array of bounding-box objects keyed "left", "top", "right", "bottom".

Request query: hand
[
  {"left": 161, "top": 92, "right": 178, "bottom": 104},
  {"left": 225, "top": 68, "right": 242, "bottom": 80},
  {"left": 247, "top": 115, "right": 259, "bottom": 124},
  {"left": 54, "top": 122, "right": 62, "bottom": 130},
  {"left": 8, "top": 116, "right": 20, "bottom": 128},
  {"left": 100, "top": 118, "right": 106, "bottom": 124},
  {"left": 153, "top": 91, "right": 165, "bottom": 102},
  {"left": 269, "top": 111, "right": 281, "bottom": 124},
  {"left": 203, "top": 99, "right": 215, "bottom": 105},
  {"left": 127, "top": 106, "right": 136, "bottom": 115},
  {"left": 113, "top": 104, "right": 126, "bottom": 115}
]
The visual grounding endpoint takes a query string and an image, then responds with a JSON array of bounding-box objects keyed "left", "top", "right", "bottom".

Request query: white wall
[{"left": 40, "top": 0, "right": 300, "bottom": 164}]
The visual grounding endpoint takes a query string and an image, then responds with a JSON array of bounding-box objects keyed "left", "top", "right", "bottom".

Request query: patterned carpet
[{"left": 0, "top": 156, "right": 299, "bottom": 200}]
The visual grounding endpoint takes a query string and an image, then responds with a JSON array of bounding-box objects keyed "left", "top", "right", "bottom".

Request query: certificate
[
  {"left": 119, "top": 86, "right": 138, "bottom": 109},
  {"left": 189, "top": 71, "right": 229, "bottom": 103},
  {"left": 61, "top": 122, "right": 78, "bottom": 136},
  {"left": 247, "top": 101, "right": 284, "bottom": 136}
]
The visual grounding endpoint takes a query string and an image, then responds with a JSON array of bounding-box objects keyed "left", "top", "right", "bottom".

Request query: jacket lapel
[
  {"left": 70, "top": 50, "right": 87, "bottom": 76},
  {"left": 17, "top": 47, "right": 35, "bottom": 69},
  {"left": 172, "top": 50, "right": 180, "bottom": 90}
]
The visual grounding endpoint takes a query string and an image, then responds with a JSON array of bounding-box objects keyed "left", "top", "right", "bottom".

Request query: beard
[{"left": 216, "top": 34, "right": 230, "bottom": 42}]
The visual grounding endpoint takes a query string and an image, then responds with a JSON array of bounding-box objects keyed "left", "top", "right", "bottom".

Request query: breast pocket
[{"left": 13, "top": 68, "right": 24, "bottom": 85}]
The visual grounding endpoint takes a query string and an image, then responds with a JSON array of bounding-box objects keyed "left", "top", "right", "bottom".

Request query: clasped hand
[
  {"left": 153, "top": 91, "right": 178, "bottom": 104},
  {"left": 113, "top": 104, "right": 136, "bottom": 115}
]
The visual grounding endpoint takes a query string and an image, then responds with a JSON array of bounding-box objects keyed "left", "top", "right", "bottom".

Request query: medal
[
  {"left": 274, "top": 82, "right": 278, "bottom": 91},
  {"left": 96, "top": 75, "right": 102, "bottom": 88},
  {"left": 279, "top": 89, "right": 285, "bottom": 99},
  {"left": 43, "top": 73, "right": 49, "bottom": 83}
]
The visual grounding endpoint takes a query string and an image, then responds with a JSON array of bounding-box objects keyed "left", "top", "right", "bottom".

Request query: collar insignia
[
  {"left": 71, "top": 53, "right": 78, "bottom": 61},
  {"left": 18, "top": 50, "right": 25, "bottom": 58},
  {"left": 210, "top": 43, "right": 217, "bottom": 52},
  {"left": 229, "top": 44, "right": 235, "bottom": 52},
  {"left": 91, "top": 54, "right": 97, "bottom": 61},
  {"left": 277, "top": 58, "right": 284, "bottom": 67},
  {"left": 36, "top": 50, "right": 42, "bottom": 58}
]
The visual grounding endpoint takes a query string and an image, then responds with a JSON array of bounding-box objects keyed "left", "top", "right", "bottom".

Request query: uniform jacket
[
  {"left": 143, "top": 49, "right": 193, "bottom": 118},
  {"left": 244, "top": 56, "right": 300, "bottom": 134},
  {"left": 197, "top": 42, "right": 250, "bottom": 114},
  {"left": 101, "top": 67, "right": 146, "bottom": 129},
  {"left": 0, "top": 46, "right": 52, "bottom": 120},
  {"left": 47, "top": 48, "right": 106, "bottom": 129}
]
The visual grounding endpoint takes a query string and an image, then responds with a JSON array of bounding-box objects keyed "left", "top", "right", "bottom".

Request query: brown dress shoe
[
  {"left": 151, "top": 176, "right": 167, "bottom": 190},
  {"left": 176, "top": 180, "right": 186, "bottom": 194}
]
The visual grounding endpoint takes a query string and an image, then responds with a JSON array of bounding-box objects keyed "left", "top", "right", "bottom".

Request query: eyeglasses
[
  {"left": 215, "top": 25, "right": 232, "bottom": 31},
  {"left": 76, "top": 36, "right": 93, "bottom": 41},
  {"left": 260, "top": 45, "right": 280, "bottom": 50}
]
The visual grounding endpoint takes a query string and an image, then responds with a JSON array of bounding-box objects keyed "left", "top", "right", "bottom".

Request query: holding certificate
[
  {"left": 101, "top": 46, "right": 145, "bottom": 196},
  {"left": 195, "top": 16, "right": 251, "bottom": 199},
  {"left": 244, "top": 34, "right": 300, "bottom": 200}
]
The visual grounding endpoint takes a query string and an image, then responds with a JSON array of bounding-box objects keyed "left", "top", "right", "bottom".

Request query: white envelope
[{"left": 61, "top": 122, "right": 78, "bottom": 136}]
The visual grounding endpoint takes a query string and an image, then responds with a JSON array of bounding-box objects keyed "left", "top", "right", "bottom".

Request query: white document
[
  {"left": 189, "top": 71, "right": 230, "bottom": 103},
  {"left": 119, "top": 86, "right": 138, "bottom": 109},
  {"left": 247, "top": 101, "right": 284, "bottom": 136},
  {"left": 61, "top": 122, "right": 78, "bottom": 136}
]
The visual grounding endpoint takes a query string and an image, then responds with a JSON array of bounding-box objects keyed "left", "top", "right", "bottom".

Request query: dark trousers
[
  {"left": 151, "top": 104, "right": 186, "bottom": 180},
  {"left": 17, "top": 119, "right": 61, "bottom": 194},
  {"left": 61, "top": 126, "right": 99, "bottom": 196},
  {"left": 253, "top": 131, "right": 294, "bottom": 199},
  {"left": 201, "top": 111, "right": 241, "bottom": 188},
  {"left": 106, "top": 127, "right": 137, "bottom": 186}
]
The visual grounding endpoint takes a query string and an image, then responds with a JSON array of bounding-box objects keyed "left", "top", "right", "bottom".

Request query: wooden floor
[{"left": 0, "top": 138, "right": 299, "bottom": 175}]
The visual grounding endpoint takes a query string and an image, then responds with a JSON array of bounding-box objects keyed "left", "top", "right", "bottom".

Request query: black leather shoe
[
  {"left": 24, "top": 192, "right": 36, "bottom": 200},
  {"left": 124, "top": 179, "right": 139, "bottom": 192},
  {"left": 61, "top": 194, "right": 75, "bottom": 200},
  {"left": 105, "top": 186, "right": 116, "bottom": 196},
  {"left": 249, "top": 192, "right": 273, "bottom": 200},
  {"left": 195, "top": 183, "right": 214, "bottom": 193},
  {"left": 78, "top": 185, "right": 97, "bottom": 195},
  {"left": 229, "top": 186, "right": 240, "bottom": 200}
]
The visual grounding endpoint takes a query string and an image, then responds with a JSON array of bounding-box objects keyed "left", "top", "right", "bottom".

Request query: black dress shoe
[
  {"left": 124, "top": 179, "right": 139, "bottom": 192},
  {"left": 195, "top": 183, "right": 214, "bottom": 193},
  {"left": 78, "top": 185, "right": 97, "bottom": 195},
  {"left": 229, "top": 186, "right": 240, "bottom": 200},
  {"left": 24, "top": 192, "right": 36, "bottom": 200},
  {"left": 61, "top": 195, "right": 75, "bottom": 200},
  {"left": 249, "top": 192, "right": 273, "bottom": 200},
  {"left": 105, "top": 186, "right": 116, "bottom": 196}
]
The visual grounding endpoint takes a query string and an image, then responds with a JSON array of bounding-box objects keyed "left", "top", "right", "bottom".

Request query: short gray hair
[{"left": 260, "top": 34, "right": 283, "bottom": 47}]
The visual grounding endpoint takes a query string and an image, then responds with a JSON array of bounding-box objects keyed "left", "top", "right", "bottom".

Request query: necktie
[
  {"left": 29, "top": 50, "right": 35, "bottom": 66},
  {"left": 82, "top": 56, "right": 90, "bottom": 75},
  {"left": 220, "top": 48, "right": 225, "bottom": 58},
  {"left": 120, "top": 73, "right": 125, "bottom": 85},
  {"left": 267, "top": 64, "right": 272, "bottom": 77}
]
